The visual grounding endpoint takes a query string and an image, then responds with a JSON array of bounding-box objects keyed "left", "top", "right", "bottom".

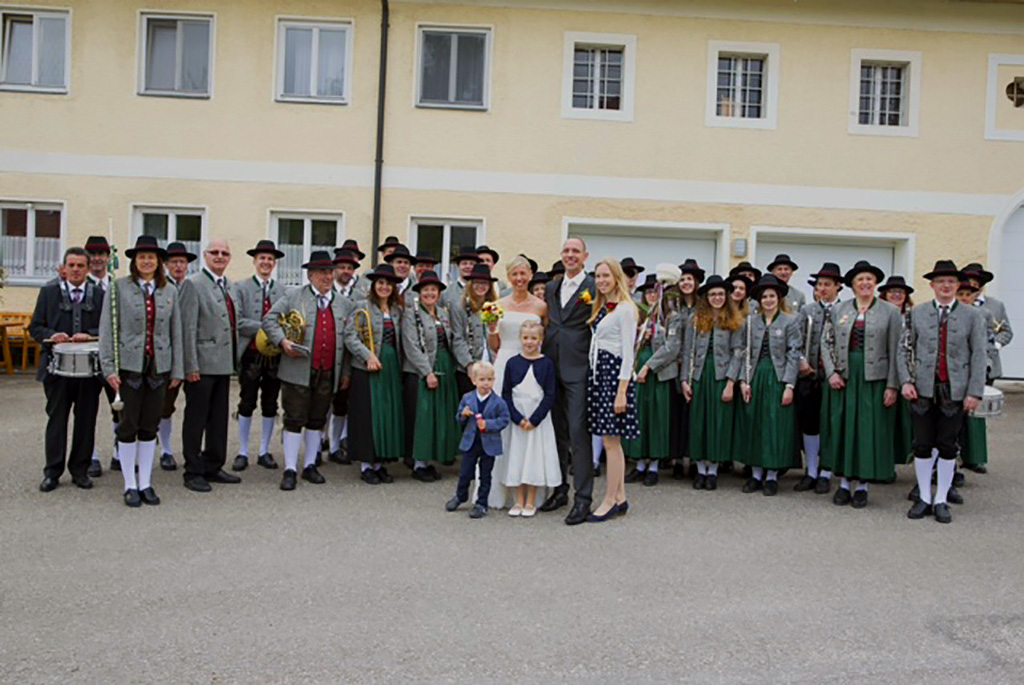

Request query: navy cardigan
[{"left": 501, "top": 354, "right": 556, "bottom": 427}]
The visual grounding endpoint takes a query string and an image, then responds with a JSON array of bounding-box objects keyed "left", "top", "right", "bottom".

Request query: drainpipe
[{"left": 371, "top": 0, "right": 390, "bottom": 267}]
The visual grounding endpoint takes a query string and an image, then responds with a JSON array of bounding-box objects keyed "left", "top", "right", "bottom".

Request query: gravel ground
[{"left": 1, "top": 375, "right": 1022, "bottom": 684}]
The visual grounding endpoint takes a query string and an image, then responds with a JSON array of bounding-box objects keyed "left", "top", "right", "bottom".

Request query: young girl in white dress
[{"left": 502, "top": 320, "right": 561, "bottom": 517}]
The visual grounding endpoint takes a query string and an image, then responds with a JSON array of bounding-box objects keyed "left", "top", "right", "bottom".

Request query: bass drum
[
  {"left": 970, "top": 385, "right": 1005, "bottom": 419},
  {"left": 48, "top": 341, "right": 101, "bottom": 378}
]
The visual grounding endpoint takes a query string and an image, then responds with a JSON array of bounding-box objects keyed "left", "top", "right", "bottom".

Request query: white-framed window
[
  {"left": 138, "top": 13, "right": 213, "bottom": 97},
  {"left": 416, "top": 25, "right": 490, "bottom": 110},
  {"left": 0, "top": 9, "right": 69, "bottom": 93},
  {"left": 848, "top": 49, "right": 921, "bottom": 137},
  {"left": 133, "top": 206, "right": 205, "bottom": 275},
  {"left": 276, "top": 18, "right": 352, "bottom": 104},
  {"left": 0, "top": 200, "right": 63, "bottom": 284},
  {"left": 561, "top": 31, "right": 637, "bottom": 122},
  {"left": 272, "top": 211, "right": 344, "bottom": 286},
  {"left": 410, "top": 217, "right": 483, "bottom": 284},
  {"left": 705, "top": 40, "right": 780, "bottom": 130}
]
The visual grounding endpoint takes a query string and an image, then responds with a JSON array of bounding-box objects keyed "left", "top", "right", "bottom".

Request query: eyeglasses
[{"left": 207, "top": 250, "right": 231, "bottom": 257}]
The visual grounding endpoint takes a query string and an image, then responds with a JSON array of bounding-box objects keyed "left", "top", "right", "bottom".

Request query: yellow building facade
[{"left": 2, "top": 0, "right": 1024, "bottom": 372}]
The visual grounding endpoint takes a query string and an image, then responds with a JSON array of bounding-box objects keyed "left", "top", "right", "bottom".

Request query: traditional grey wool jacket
[
  {"left": 799, "top": 299, "right": 839, "bottom": 374},
  {"left": 897, "top": 300, "right": 988, "bottom": 401},
  {"left": 401, "top": 300, "right": 456, "bottom": 376},
  {"left": 742, "top": 310, "right": 802, "bottom": 386},
  {"left": 98, "top": 278, "right": 183, "bottom": 380},
  {"left": 820, "top": 298, "right": 901, "bottom": 388},
  {"left": 180, "top": 269, "right": 238, "bottom": 376},
  {"left": 681, "top": 318, "right": 744, "bottom": 383},
  {"left": 263, "top": 285, "right": 352, "bottom": 388},
  {"left": 232, "top": 275, "right": 287, "bottom": 359},
  {"left": 343, "top": 302, "right": 404, "bottom": 371},
  {"left": 979, "top": 296, "right": 1012, "bottom": 379},
  {"left": 638, "top": 310, "right": 684, "bottom": 382},
  {"left": 450, "top": 300, "right": 487, "bottom": 370}
]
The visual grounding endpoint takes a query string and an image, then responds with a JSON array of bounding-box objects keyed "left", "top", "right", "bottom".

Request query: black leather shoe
[
  {"left": 139, "top": 487, "right": 160, "bottom": 505},
  {"left": 908, "top": 484, "right": 921, "bottom": 502},
  {"left": 741, "top": 478, "right": 762, "bottom": 493},
  {"left": 692, "top": 474, "right": 705, "bottom": 490},
  {"left": 469, "top": 503, "right": 488, "bottom": 519},
  {"left": 814, "top": 477, "right": 831, "bottom": 495},
  {"left": 934, "top": 502, "right": 952, "bottom": 524},
  {"left": 412, "top": 467, "right": 433, "bottom": 482},
  {"left": 87, "top": 460, "right": 102, "bottom": 478},
  {"left": 302, "top": 465, "right": 326, "bottom": 484},
  {"left": 763, "top": 480, "right": 779, "bottom": 496},
  {"left": 445, "top": 496, "right": 465, "bottom": 512},
  {"left": 946, "top": 486, "right": 964, "bottom": 505},
  {"left": 705, "top": 475, "right": 718, "bottom": 491},
  {"left": 618, "top": 501, "right": 629, "bottom": 515},
  {"left": 160, "top": 454, "right": 177, "bottom": 471},
  {"left": 327, "top": 450, "right": 346, "bottom": 465},
  {"left": 110, "top": 458, "right": 122, "bottom": 472},
  {"left": 587, "top": 504, "right": 620, "bottom": 523},
  {"left": 851, "top": 489, "right": 868, "bottom": 509},
  {"left": 124, "top": 489, "right": 141, "bottom": 507},
  {"left": 183, "top": 475, "right": 212, "bottom": 492},
  {"left": 208, "top": 470, "right": 241, "bottom": 484},
  {"left": 71, "top": 475, "right": 93, "bottom": 489},
  {"left": 539, "top": 490, "right": 569, "bottom": 512},
  {"left": 794, "top": 475, "right": 816, "bottom": 492},
  {"left": 377, "top": 466, "right": 394, "bottom": 484},
  {"left": 280, "top": 469, "right": 297, "bottom": 491},
  {"left": 970, "top": 464, "right": 987, "bottom": 474},
  {"left": 315, "top": 454, "right": 323, "bottom": 467},
  {"left": 833, "top": 488, "right": 852, "bottom": 506},
  {"left": 39, "top": 477, "right": 59, "bottom": 492},
  {"left": 426, "top": 464, "right": 441, "bottom": 481},
  {"left": 565, "top": 501, "right": 590, "bottom": 526},
  {"left": 360, "top": 469, "right": 381, "bottom": 485},
  {"left": 257, "top": 453, "right": 278, "bottom": 469},
  {"left": 643, "top": 470, "right": 659, "bottom": 487},
  {"left": 231, "top": 455, "right": 248, "bottom": 472},
  {"left": 952, "top": 471, "right": 965, "bottom": 488},
  {"left": 907, "top": 499, "right": 932, "bottom": 519},
  {"left": 625, "top": 467, "right": 644, "bottom": 483}
]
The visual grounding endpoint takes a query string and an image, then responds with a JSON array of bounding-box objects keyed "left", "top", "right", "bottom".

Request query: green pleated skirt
[
  {"left": 893, "top": 397, "right": 914, "bottom": 465},
  {"left": 623, "top": 346, "right": 671, "bottom": 461},
  {"left": 821, "top": 350, "right": 895, "bottom": 482},
  {"left": 689, "top": 353, "right": 735, "bottom": 463},
  {"left": 747, "top": 357, "right": 796, "bottom": 470},
  {"left": 959, "top": 416, "right": 988, "bottom": 466},
  {"left": 369, "top": 341, "right": 405, "bottom": 461},
  {"left": 411, "top": 347, "right": 461, "bottom": 464}
]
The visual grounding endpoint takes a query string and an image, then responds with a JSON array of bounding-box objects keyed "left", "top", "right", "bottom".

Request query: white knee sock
[
  {"left": 819, "top": 469, "right": 832, "bottom": 480},
  {"left": 935, "top": 458, "right": 956, "bottom": 505},
  {"left": 258, "top": 416, "right": 275, "bottom": 456},
  {"left": 360, "top": 462, "right": 371, "bottom": 472},
  {"left": 282, "top": 430, "right": 302, "bottom": 473},
  {"left": 752, "top": 467, "right": 764, "bottom": 481},
  {"left": 414, "top": 460, "right": 427, "bottom": 469},
  {"left": 592, "top": 435, "right": 603, "bottom": 465},
  {"left": 158, "top": 418, "right": 173, "bottom": 456},
  {"left": 856, "top": 481, "right": 868, "bottom": 492},
  {"left": 914, "top": 454, "right": 937, "bottom": 504},
  {"left": 708, "top": 462, "right": 719, "bottom": 476},
  {"left": 237, "top": 415, "right": 252, "bottom": 457},
  {"left": 803, "top": 434, "right": 820, "bottom": 478},
  {"left": 635, "top": 460, "right": 647, "bottom": 472},
  {"left": 697, "top": 461, "right": 707, "bottom": 476},
  {"left": 303, "top": 429, "right": 320, "bottom": 469},
  {"left": 648, "top": 460, "right": 659, "bottom": 473},
  {"left": 330, "top": 415, "right": 347, "bottom": 452},
  {"left": 766, "top": 470, "right": 778, "bottom": 482},
  {"left": 137, "top": 440, "right": 156, "bottom": 490},
  {"left": 839, "top": 477, "right": 851, "bottom": 491},
  {"left": 119, "top": 441, "right": 138, "bottom": 491}
]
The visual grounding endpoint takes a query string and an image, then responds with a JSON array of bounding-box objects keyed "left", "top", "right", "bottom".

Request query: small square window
[
  {"left": 0, "top": 10, "right": 69, "bottom": 92},
  {"left": 139, "top": 14, "right": 213, "bottom": 97},
  {"left": 849, "top": 49, "right": 921, "bottom": 137},
  {"left": 277, "top": 20, "right": 352, "bottom": 104},
  {"left": 562, "top": 32, "right": 636, "bottom": 122},
  {"left": 412, "top": 218, "right": 483, "bottom": 284},
  {"left": 134, "top": 206, "right": 206, "bottom": 276},
  {"left": 272, "top": 212, "right": 343, "bottom": 286},
  {"left": 705, "top": 41, "right": 779, "bottom": 130},
  {"left": 0, "top": 201, "right": 64, "bottom": 283},
  {"left": 417, "top": 27, "right": 490, "bottom": 109}
]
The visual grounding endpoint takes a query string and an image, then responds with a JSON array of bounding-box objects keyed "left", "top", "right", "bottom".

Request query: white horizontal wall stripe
[{"left": 0, "top": 149, "right": 1009, "bottom": 217}]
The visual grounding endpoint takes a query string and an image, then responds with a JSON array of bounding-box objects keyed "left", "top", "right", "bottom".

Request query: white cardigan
[{"left": 589, "top": 301, "right": 638, "bottom": 381}]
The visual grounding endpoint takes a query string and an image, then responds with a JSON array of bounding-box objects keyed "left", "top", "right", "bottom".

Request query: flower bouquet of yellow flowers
[{"left": 481, "top": 302, "right": 505, "bottom": 324}]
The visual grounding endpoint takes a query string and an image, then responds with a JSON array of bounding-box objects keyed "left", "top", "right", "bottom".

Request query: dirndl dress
[
  {"left": 623, "top": 342, "right": 670, "bottom": 460},
  {"left": 689, "top": 337, "right": 735, "bottom": 463},
  {"left": 410, "top": 322, "right": 460, "bottom": 464}
]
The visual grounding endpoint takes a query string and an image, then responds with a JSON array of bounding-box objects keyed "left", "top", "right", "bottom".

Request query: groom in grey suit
[{"left": 540, "top": 238, "right": 596, "bottom": 525}]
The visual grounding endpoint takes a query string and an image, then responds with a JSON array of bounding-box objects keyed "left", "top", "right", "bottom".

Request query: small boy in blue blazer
[{"left": 446, "top": 361, "right": 511, "bottom": 518}]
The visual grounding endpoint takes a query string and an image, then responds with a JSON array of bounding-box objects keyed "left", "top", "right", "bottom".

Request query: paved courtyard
[{"left": 1, "top": 374, "right": 1023, "bottom": 683}]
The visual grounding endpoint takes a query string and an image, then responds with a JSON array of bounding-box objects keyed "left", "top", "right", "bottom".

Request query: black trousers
[
  {"left": 910, "top": 382, "right": 964, "bottom": 461},
  {"left": 552, "top": 374, "right": 593, "bottom": 504},
  {"left": 102, "top": 382, "right": 122, "bottom": 424},
  {"left": 331, "top": 383, "right": 350, "bottom": 417},
  {"left": 116, "top": 371, "right": 167, "bottom": 443},
  {"left": 456, "top": 439, "right": 494, "bottom": 507},
  {"left": 796, "top": 374, "right": 822, "bottom": 435},
  {"left": 182, "top": 374, "right": 230, "bottom": 478},
  {"left": 281, "top": 370, "right": 334, "bottom": 433},
  {"left": 43, "top": 375, "right": 102, "bottom": 480},
  {"left": 236, "top": 349, "right": 280, "bottom": 418}
]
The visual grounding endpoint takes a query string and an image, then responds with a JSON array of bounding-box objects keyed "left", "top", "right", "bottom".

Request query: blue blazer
[{"left": 456, "top": 391, "right": 510, "bottom": 456}]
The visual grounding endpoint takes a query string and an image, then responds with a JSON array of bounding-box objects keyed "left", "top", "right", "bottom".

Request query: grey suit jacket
[
  {"left": 401, "top": 301, "right": 456, "bottom": 376},
  {"left": 638, "top": 310, "right": 683, "bottom": 382},
  {"left": 543, "top": 274, "right": 596, "bottom": 384},
  {"left": 233, "top": 276, "right": 287, "bottom": 360},
  {"left": 820, "top": 299, "right": 901, "bottom": 387},
  {"left": 743, "top": 311, "right": 801, "bottom": 385},
  {"left": 979, "top": 296, "right": 1012, "bottom": 379},
  {"left": 263, "top": 285, "right": 351, "bottom": 388},
  {"left": 897, "top": 301, "right": 987, "bottom": 401},
  {"left": 450, "top": 300, "right": 486, "bottom": 370},
  {"left": 343, "top": 302, "right": 404, "bottom": 371},
  {"left": 681, "top": 319, "right": 744, "bottom": 383},
  {"left": 99, "top": 277, "right": 183, "bottom": 380},
  {"left": 352, "top": 274, "right": 372, "bottom": 302},
  {"left": 180, "top": 269, "right": 238, "bottom": 376},
  {"left": 786, "top": 288, "right": 807, "bottom": 313},
  {"left": 799, "top": 300, "right": 837, "bottom": 373},
  {"left": 442, "top": 280, "right": 467, "bottom": 310}
]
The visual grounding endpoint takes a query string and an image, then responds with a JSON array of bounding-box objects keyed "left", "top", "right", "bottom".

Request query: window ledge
[
  {"left": 562, "top": 108, "right": 633, "bottom": 123},
  {"left": 5, "top": 277, "right": 49, "bottom": 287},
  {"left": 848, "top": 122, "right": 919, "bottom": 138},
  {"left": 416, "top": 101, "right": 488, "bottom": 112},
  {"left": 0, "top": 84, "right": 67, "bottom": 95},
  {"left": 137, "top": 90, "right": 211, "bottom": 100},
  {"left": 705, "top": 114, "right": 776, "bottom": 131},
  {"left": 276, "top": 95, "right": 349, "bottom": 106}
]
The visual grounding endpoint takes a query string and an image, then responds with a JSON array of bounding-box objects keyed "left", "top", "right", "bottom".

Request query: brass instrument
[
  {"left": 353, "top": 307, "right": 375, "bottom": 356},
  {"left": 255, "top": 309, "right": 306, "bottom": 357},
  {"left": 899, "top": 311, "right": 916, "bottom": 385},
  {"left": 821, "top": 311, "right": 839, "bottom": 378},
  {"left": 744, "top": 312, "right": 753, "bottom": 384}
]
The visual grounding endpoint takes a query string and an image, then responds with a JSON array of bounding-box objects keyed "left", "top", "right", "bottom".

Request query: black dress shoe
[
  {"left": 183, "top": 475, "right": 212, "bottom": 492},
  {"left": 705, "top": 475, "right": 718, "bottom": 491},
  {"left": 208, "top": 470, "right": 241, "bottom": 484},
  {"left": 763, "top": 480, "right": 779, "bottom": 496},
  {"left": 87, "top": 460, "right": 102, "bottom": 478},
  {"left": 280, "top": 469, "right": 297, "bottom": 491},
  {"left": 625, "top": 467, "right": 644, "bottom": 483},
  {"left": 71, "top": 475, "right": 93, "bottom": 489},
  {"left": 426, "top": 464, "right": 441, "bottom": 481},
  {"left": 257, "top": 453, "right": 279, "bottom": 469},
  {"left": 814, "top": 477, "right": 831, "bottom": 495},
  {"left": 907, "top": 499, "right": 932, "bottom": 519},
  {"left": 39, "top": 477, "right": 59, "bottom": 492},
  {"left": 908, "top": 484, "right": 921, "bottom": 502},
  {"left": 302, "top": 465, "right": 326, "bottom": 484},
  {"left": 315, "top": 454, "right": 323, "bottom": 467},
  {"left": 124, "top": 489, "right": 142, "bottom": 507},
  {"left": 833, "top": 488, "right": 852, "bottom": 506},
  {"left": 539, "top": 490, "right": 569, "bottom": 512},
  {"left": 160, "top": 454, "right": 177, "bottom": 471},
  {"left": 643, "top": 470, "right": 659, "bottom": 487},
  {"left": 952, "top": 471, "right": 965, "bottom": 488},
  {"left": 671, "top": 463, "right": 688, "bottom": 480},
  {"left": 360, "top": 469, "right": 381, "bottom": 485},
  {"left": 851, "top": 489, "right": 868, "bottom": 509},
  {"left": 412, "top": 467, "right": 433, "bottom": 482},
  {"left": 139, "top": 487, "right": 160, "bottom": 505},
  {"left": 972, "top": 464, "right": 987, "bottom": 474},
  {"left": 110, "top": 458, "right": 122, "bottom": 472},
  {"left": 469, "top": 503, "right": 488, "bottom": 519},
  {"left": 934, "top": 502, "right": 953, "bottom": 524},
  {"left": 231, "top": 455, "right": 248, "bottom": 472},
  {"left": 565, "top": 501, "right": 591, "bottom": 526},
  {"left": 946, "top": 486, "right": 964, "bottom": 505},
  {"left": 741, "top": 478, "right": 762, "bottom": 493},
  {"left": 692, "top": 474, "right": 705, "bottom": 490},
  {"left": 587, "top": 504, "right": 620, "bottom": 523},
  {"left": 794, "top": 475, "right": 816, "bottom": 492},
  {"left": 377, "top": 466, "right": 394, "bottom": 484},
  {"left": 618, "top": 501, "right": 629, "bottom": 515},
  {"left": 445, "top": 496, "right": 464, "bottom": 511},
  {"left": 327, "top": 450, "right": 346, "bottom": 465}
]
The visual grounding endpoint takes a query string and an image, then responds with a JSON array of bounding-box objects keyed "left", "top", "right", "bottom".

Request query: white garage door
[
  {"left": 569, "top": 225, "right": 719, "bottom": 277},
  {"left": 756, "top": 239, "right": 896, "bottom": 305},
  {"left": 997, "top": 206, "right": 1024, "bottom": 379}
]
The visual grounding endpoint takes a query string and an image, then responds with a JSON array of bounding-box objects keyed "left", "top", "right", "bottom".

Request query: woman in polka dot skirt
[{"left": 586, "top": 258, "right": 639, "bottom": 522}]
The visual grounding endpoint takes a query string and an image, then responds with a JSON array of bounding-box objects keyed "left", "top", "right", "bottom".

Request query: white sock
[
  {"left": 282, "top": 431, "right": 302, "bottom": 472},
  {"left": 303, "top": 429, "right": 320, "bottom": 469},
  {"left": 820, "top": 470, "right": 832, "bottom": 480},
  {"left": 330, "top": 415, "right": 347, "bottom": 452},
  {"left": 237, "top": 415, "right": 252, "bottom": 457},
  {"left": 914, "top": 454, "right": 937, "bottom": 504},
  {"left": 840, "top": 477, "right": 851, "bottom": 491},
  {"left": 752, "top": 467, "right": 764, "bottom": 481},
  {"left": 697, "top": 461, "right": 707, "bottom": 476},
  {"left": 935, "top": 458, "right": 956, "bottom": 505},
  {"left": 592, "top": 435, "right": 603, "bottom": 466},
  {"left": 119, "top": 441, "right": 138, "bottom": 491},
  {"left": 856, "top": 482, "right": 868, "bottom": 492},
  {"left": 92, "top": 446, "right": 99, "bottom": 462},
  {"left": 414, "top": 460, "right": 427, "bottom": 469},
  {"left": 137, "top": 440, "right": 156, "bottom": 490},
  {"left": 158, "top": 418, "right": 173, "bottom": 456},
  {"left": 648, "top": 460, "right": 659, "bottom": 473},
  {"left": 635, "top": 460, "right": 647, "bottom": 472},
  {"left": 112, "top": 421, "right": 119, "bottom": 459},
  {"left": 708, "top": 462, "right": 719, "bottom": 476},
  {"left": 766, "top": 470, "right": 778, "bottom": 482},
  {"left": 361, "top": 462, "right": 371, "bottom": 472},
  {"left": 258, "top": 416, "right": 275, "bottom": 456},
  {"left": 803, "top": 434, "right": 820, "bottom": 478}
]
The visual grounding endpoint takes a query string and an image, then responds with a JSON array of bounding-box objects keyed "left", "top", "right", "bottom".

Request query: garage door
[
  {"left": 997, "top": 206, "right": 1024, "bottom": 379},
  {"left": 756, "top": 238, "right": 896, "bottom": 305},
  {"left": 569, "top": 224, "right": 720, "bottom": 277}
]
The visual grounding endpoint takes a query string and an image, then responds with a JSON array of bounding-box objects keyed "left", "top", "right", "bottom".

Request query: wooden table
[{"left": 0, "top": 321, "right": 18, "bottom": 375}]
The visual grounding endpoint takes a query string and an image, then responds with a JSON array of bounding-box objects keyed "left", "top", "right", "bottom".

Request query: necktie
[
  {"left": 318, "top": 295, "right": 328, "bottom": 310},
  {"left": 71, "top": 288, "right": 82, "bottom": 304},
  {"left": 939, "top": 305, "right": 948, "bottom": 326}
]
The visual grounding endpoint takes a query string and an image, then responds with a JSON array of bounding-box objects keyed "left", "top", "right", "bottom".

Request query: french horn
[{"left": 255, "top": 309, "right": 306, "bottom": 357}]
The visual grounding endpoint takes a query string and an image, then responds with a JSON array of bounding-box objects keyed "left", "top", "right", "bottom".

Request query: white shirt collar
[
  {"left": 476, "top": 390, "right": 492, "bottom": 403},
  {"left": 562, "top": 271, "right": 584, "bottom": 288}
]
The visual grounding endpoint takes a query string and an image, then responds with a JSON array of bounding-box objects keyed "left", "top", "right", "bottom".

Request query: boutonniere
[
  {"left": 579, "top": 290, "right": 592, "bottom": 305},
  {"left": 839, "top": 314, "right": 849, "bottom": 326}
]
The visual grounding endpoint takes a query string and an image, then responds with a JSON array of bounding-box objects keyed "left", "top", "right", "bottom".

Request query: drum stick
[{"left": 43, "top": 336, "right": 99, "bottom": 344}]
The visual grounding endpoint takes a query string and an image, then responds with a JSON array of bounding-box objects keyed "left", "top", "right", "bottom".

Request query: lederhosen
[
  {"left": 117, "top": 281, "right": 169, "bottom": 444},
  {"left": 910, "top": 303, "right": 963, "bottom": 462},
  {"left": 281, "top": 293, "right": 335, "bottom": 433},
  {"left": 238, "top": 277, "right": 281, "bottom": 420}
]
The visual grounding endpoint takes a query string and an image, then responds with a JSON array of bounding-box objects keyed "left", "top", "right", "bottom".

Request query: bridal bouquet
[{"left": 481, "top": 302, "right": 505, "bottom": 325}]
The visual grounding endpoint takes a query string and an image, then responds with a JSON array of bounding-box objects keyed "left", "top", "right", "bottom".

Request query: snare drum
[
  {"left": 48, "top": 341, "right": 101, "bottom": 378},
  {"left": 970, "top": 385, "right": 1004, "bottom": 419}
]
